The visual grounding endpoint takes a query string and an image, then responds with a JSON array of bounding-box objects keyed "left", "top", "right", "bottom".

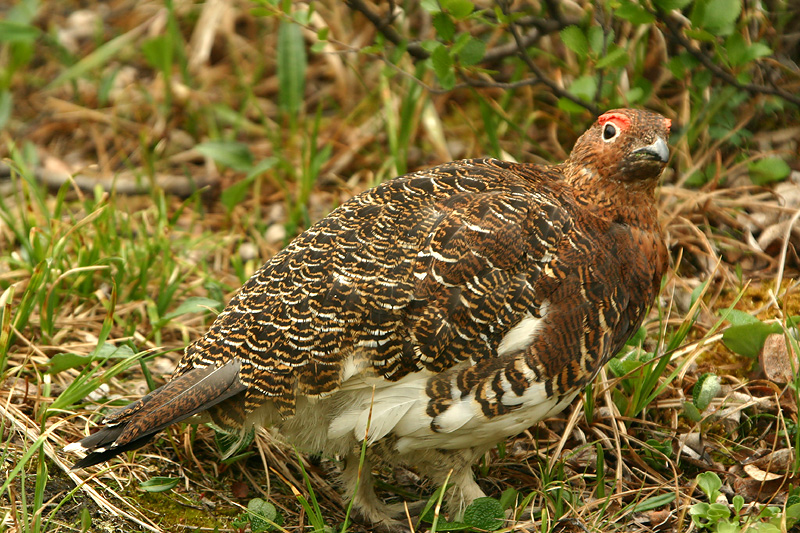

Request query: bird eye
[{"left": 602, "top": 123, "right": 618, "bottom": 141}]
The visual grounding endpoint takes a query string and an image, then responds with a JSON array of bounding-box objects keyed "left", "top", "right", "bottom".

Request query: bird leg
[
  {"left": 419, "top": 448, "right": 487, "bottom": 520},
  {"left": 341, "top": 452, "right": 411, "bottom": 532}
]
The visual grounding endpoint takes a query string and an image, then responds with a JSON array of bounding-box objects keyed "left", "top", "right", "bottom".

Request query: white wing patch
[
  {"left": 496, "top": 307, "right": 547, "bottom": 357},
  {"left": 328, "top": 370, "right": 431, "bottom": 444},
  {"left": 396, "top": 384, "right": 578, "bottom": 454}
]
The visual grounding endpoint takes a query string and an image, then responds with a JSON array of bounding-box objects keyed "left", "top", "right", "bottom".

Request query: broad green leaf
[
  {"left": 654, "top": 0, "right": 693, "bottom": 9},
  {"left": 588, "top": 26, "right": 613, "bottom": 54},
  {"left": 421, "top": 0, "right": 441, "bottom": 13},
  {"left": 726, "top": 34, "right": 771, "bottom": 67},
  {"left": 683, "top": 401, "right": 702, "bottom": 422},
  {"left": 458, "top": 36, "right": 485, "bottom": 66},
  {"left": 746, "top": 42, "right": 773, "bottom": 62},
  {"left": 247, "top": 498, "right": 281, "bottom": 532},
  {"left": 722, "top": 322, "right": 782, "bottom": 358},
  {"left": 568, "top": 74, "right": 597, "bottom": 101},
  {"left": 431, "top": 44, "right": 455, "bottom": 89},
  {"left": 698, "top": 0, "right": 742, "bottom": 35},
  {"left": 277, "top": 20, "right": 307, "bottom": 116},
  {"left": 441, "top": 0, "right": 475, "bottom": 19},
  {"left": 195, "top": 141, "right": 254, "bottom": 172},
  {"left": 463, "top": 497, "right": 505, "bottom": 531},
  {"left": 692, "top": 372, "right": 720, "bottom": 411},
  {"left": 726, "top": 33, "right": 747, "bottom": 66},
  {"left": 749, "top": 157, "right": 790, "bottom": 185},
  {"left": 433, "top": 12, "right": 456, "bottom": 41},
  {"left": 720, "top": 308, "right": 760, "bottom": 327},
  {"left": 685, "top": 28, "right": 717, "bottom": 42},
  {"left": 560, "top": 26, "right": 589, "bottom": 58},
  {"left": 596, "top": 45, "right": 628, "bottom": 69},
  {"left": 139, "top": 477, "right": 180, "bottom": 493},
  {"left": 696, "top": 472, "right": 722, "bottom": 501},
  {"left": 616, "top": 1, "right": 655, "bottom": 24}
]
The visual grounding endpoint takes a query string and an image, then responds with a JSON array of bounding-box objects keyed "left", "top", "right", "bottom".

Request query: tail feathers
[{"left": 67, "top": 360, "right": 245, "bottom": 469}]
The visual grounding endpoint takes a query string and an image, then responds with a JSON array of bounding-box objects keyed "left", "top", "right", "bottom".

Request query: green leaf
[
  {"left": 139, "top": 477, "right": 180, "bottom": 493},
  {"left": 696, "top": 0, "right": 742, "bottom": 36},
  {"left": 726, "top": 33, "right": 747, "bottom": 66},
  {"left": 498, "top": 487, "right": 518, "bottom": 510},
  {"left": 141, "top": 35, "right": 173, "bottom": 74},
  {"left": 463, "top": 497, "right": 504, "bottom": 531},
  {"left": 560, "top": 26, "right": 589, "bottom": 58},
  {"left": 48, "top": 353, "right": 93, "bottom": 374},
  {"left": 749, "top": 157, "right": 790, "bottom": 185},
  {"left": 696, "top": 472, "right": 722, "bottom": 501},
  {"left": 616, "top": 1, "right": 655, "bottom": 24},
  {"left": 0, "top": 20, "right": 40, "bottom": 43},
  {"left": 421, "top": 0, "right": 441, "bottom": 13},
  {"left": 458, "top": 36, "right": 485, "bottom": 66},
  {"left": 441, "top": 0, "right": 475, "bottom": 19},
  {"left": 588, "top": 26, "right": 613, "bottom": 54},
  {"left": 568, "top": 74, "right": 597, "bottom": 101},
  {"left": 631, "top": 492, "right": 677, "bottom": 512},
  {"left": 48, "top": 343, "right": 136, "bottom": 374},
  {"left": 596, "top": 45, "right": 628, "bottom": 68},
  {"left": 162, "top": 297, "right": 222, "bottom": 322},
  {"left": 195, "top": 141, "right": 254, "bottom": 172},
  {"left": 726, "top": 33, "right": 770, "bottom": 67},
  {"left": 722, "top": 321, "right": 782, "bottom": 358},
  {"left": 277, "top": 20, "right": 307, "bottom": 115},
  {"left": 0, "top": 91, "right": 12, "bottom": 131},
  {"left": 247, "top": 498, "right": 281, "bottom": 532},
  {"left": 654, "top": 0, "right": 693, "bottom": 9},
  {"left": 692, "top": 372, "right": 720, "bottom": 411},
  {"left": 431, "top": 44, "right": 455, "bottom": 90},
  {"left": 683, "top": 401, "right": 702, "bottom": 422},
  {"left": 49, "top": 23, "right": 147, "bottom": 89},
  {"left": 720, "top": 308, "right": 760, "bottom": 327},
  {"left": 433, "top": 12, "right": 456, "bottom": 41},
  {"left": 220, "top": 157, "right": 278, "bottom": 213},
  {"left": 746, "top": 42, "right": 773, "bottom": 62}
]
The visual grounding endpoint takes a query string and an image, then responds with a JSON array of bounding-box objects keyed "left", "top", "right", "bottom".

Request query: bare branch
[
  {"left": 345, "top": 0, "right": 430, "bottom": 60},
  {"left": 499, "top": 2, "right": 600, "bottom": 114},
  {"left": 658, "top": 9, "right": 800, "bottom": 107}
]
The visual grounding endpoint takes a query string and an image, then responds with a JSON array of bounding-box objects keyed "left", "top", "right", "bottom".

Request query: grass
[{"left": 1, "top": 0, "right": 799, "bottom": 532}]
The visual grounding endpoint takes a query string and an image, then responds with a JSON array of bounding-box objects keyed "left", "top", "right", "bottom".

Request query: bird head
[{"left": 566, "top": 108, "right": 671, "bottom": 190}]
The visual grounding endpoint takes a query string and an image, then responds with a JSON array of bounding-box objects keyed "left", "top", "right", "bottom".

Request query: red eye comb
[{"left": 598, "top": 111, "right": 631, "bottom": 128}]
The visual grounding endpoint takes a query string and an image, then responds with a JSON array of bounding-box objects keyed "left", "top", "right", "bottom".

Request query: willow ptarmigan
[{"left": 67, "top": 108, "right": 671, "bottom": 528}]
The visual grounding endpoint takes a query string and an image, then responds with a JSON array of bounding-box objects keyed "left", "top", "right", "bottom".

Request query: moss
[{"left": 129, "top": 489, "right": 239, "bottom": 529}]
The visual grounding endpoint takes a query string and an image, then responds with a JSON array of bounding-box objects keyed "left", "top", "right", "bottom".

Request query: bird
[{"left": 66, "top": 108, "right": 671, "bottom": 530}]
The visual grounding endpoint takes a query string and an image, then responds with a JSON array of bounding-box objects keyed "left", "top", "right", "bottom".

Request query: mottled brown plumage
[{"left": 67, "top": 108, "right": 671, "bottom": 529}]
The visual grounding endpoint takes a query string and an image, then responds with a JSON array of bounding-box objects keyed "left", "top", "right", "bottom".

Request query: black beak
[{"left": 631, "top": 137, "right": 669, "bottom": 163}]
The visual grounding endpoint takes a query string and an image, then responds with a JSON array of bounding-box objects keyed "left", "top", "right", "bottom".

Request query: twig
[
  {"left": 500, "top": 1, "right": 600, "bottom": 114},
  {"left": 345, "top": 0, "right": 429, "bottom": 60},
  {"left": 658, "top": 10, "right": 800, "bottom": 106}
]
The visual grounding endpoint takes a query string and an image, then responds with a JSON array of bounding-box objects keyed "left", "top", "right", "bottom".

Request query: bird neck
[{"left": 565, "top": 165, "right": 660, "bottom": 228}]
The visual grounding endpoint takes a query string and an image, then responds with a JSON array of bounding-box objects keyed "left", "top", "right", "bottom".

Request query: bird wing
[
  {"left": 70, "top": 159, "right": 576, "bottom": 465},
  {"left": 184, "top": 159, "right": 575, "bottom": 417}
]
